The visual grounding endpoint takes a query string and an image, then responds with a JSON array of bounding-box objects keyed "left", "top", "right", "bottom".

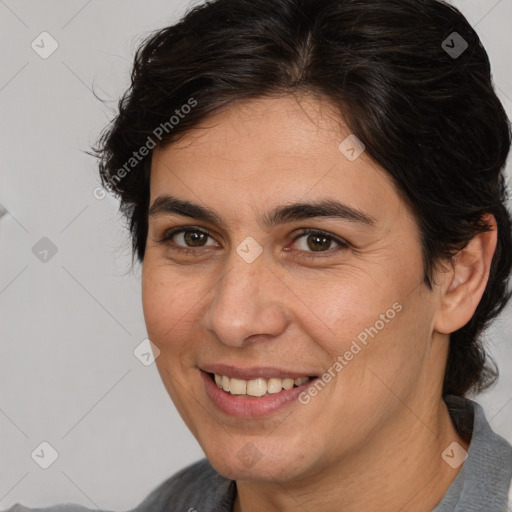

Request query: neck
[{"left": 233, "top": 397, "right": 468, "bottom": 512}]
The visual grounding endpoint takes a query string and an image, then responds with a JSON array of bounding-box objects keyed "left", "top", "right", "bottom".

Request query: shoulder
[
  {"left": 1, "top": 506, "right": 98, "bottom": 512},
  {"left": 3, "top": 459, "right": 235, "bottom": 512},
  {"left": 437, "top": 395, "right": 512, "bottom": 511},
  {"left": 133, "top": 458, "right": 235, "bottom": 512}
]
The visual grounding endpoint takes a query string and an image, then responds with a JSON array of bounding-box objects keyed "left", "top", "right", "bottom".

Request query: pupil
[
  {"left": 185, "top": 231, "right": 206, "bottom": 247},
  {"left": 308, "top": 234, "right": 330, "bottom": 251}
]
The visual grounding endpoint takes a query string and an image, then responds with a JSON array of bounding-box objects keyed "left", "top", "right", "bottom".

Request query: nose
[{"left": 203, "top": 251, "right": 290, "bottom": 347}]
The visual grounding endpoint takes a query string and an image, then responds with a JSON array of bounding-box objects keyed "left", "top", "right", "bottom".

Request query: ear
[{"left": 434, "top": 214, "right": 497, "bottom": 335}]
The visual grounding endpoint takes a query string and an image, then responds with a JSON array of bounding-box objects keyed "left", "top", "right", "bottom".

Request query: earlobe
[{"left": 434, "top": 214, "right": 497, "bottom": 335}]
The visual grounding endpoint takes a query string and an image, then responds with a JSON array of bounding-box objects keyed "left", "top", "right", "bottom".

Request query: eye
[
  {"left": 158, "top": 227, "right": 218, "bottom": 249},
  {"left": 291, "top": 229, "right": 349, "bottom": 254},
  {"left": 155, "top": 226, "right": 349, "bottom": 258}
]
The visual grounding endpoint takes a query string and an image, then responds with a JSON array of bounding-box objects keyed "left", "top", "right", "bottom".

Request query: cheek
[
  {"left": 332, "top": 289, "right": 435, "bottom": 409},
  {"left": 281, "top": 267, "right": 402, "bottom": 352},
  {"left": 141, "top": 262, "right": 205, "bottom": 349},
  {"left": 300, "top": 265, "right": 431, "bottom": 386},
  {"left": 141, "top": 263, "right": 207, "bottom": 434}
]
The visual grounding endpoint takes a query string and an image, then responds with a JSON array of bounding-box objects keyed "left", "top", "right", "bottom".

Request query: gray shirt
[{"left": 4, "top": 396, "right": 511, "bottom": 512}]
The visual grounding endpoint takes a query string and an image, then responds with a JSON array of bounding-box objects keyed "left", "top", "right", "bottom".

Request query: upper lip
[{"left": 200, "top": 364, "right": 318, "bottom": 380}]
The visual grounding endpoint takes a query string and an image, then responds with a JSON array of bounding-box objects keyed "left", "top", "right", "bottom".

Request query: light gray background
[{"left": 1, "top": 0, "right": 511, "bottom": 509}]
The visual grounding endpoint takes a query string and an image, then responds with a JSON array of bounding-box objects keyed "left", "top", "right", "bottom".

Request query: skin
[{"left": 141, "top": 94, "right": 496, "bottom": 512}]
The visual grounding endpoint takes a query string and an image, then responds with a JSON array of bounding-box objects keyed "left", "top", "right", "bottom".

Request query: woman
[{"left": 7, "top": 0, "right": 512, "bottom": 510}]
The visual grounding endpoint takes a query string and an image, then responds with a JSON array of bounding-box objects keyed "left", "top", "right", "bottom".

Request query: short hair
[{"left": 94, "top": 0, "right": 512, "bottom": 397}]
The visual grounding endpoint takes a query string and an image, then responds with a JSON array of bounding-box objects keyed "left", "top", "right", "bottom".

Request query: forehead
[{"left": 149, "top": 95, "right": 405, "bottom": 225}]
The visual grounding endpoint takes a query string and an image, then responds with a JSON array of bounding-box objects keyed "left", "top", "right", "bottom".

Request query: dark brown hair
[{"left": 94, "top": 0, "right": 512, "bottom": 397}]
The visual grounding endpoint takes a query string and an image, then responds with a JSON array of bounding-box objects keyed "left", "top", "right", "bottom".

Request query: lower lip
[{"left": 201, "top": 371, "right": 315, "bottom": 418}]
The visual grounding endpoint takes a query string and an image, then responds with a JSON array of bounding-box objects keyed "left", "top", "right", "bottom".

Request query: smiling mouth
[{"left": 210, "top": 373, "right": 314, "bottom": 397}]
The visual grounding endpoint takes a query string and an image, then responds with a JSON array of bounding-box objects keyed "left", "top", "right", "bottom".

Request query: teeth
[
  {"left": 282, "top": 378, "right": 294, "bottom": 390},
  {"left": 229, "top": 377, "right": 247, "bottom": 395},
  {"left": 221, "top": 375, "right": 230, "bottom": 392},
  {"left": 213, "top": 373, "right": 311, "bottom": 396},
  {"left": 267, "top": 378, "right": 283, "bottom": 394},
  {"left": 247, "top": 378, "right": 267, "bottom": 397}
]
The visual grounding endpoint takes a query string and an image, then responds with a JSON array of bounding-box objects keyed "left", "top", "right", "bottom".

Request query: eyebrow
[{"left": 148, "top": 194, "right": 375, "bottom": 228}]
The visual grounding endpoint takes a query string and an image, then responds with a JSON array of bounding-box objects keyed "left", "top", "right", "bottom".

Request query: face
[{"left": 142, "top": 95, "right": 445, "bottom": 483}]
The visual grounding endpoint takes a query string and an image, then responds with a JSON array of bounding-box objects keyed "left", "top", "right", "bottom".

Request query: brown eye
[
  {"left": 159, "top": 228, "right": 218, "bottom": 249},
  {"left": 291, "top": 229, "right": 349, "bottom": 255},
  {"left": 306, "top": 233, "right": 333, "bottom": 252},
  {"left": 183, "top": 230, "right": 209, "bottom": 247}
]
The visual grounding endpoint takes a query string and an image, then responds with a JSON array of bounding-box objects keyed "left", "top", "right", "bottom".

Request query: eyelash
[{"left": 156, "top": 226, "right": 350, "bottom": 258}]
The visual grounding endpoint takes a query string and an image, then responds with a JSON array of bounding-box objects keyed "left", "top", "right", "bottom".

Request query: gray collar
[{"left": 433, "top": 395, "right": 512, "bottom": 512}]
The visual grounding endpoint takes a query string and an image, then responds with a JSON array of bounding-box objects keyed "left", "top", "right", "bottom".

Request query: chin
[{"left": 203, "top": 439, "right": 312, "bottom": 483}]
